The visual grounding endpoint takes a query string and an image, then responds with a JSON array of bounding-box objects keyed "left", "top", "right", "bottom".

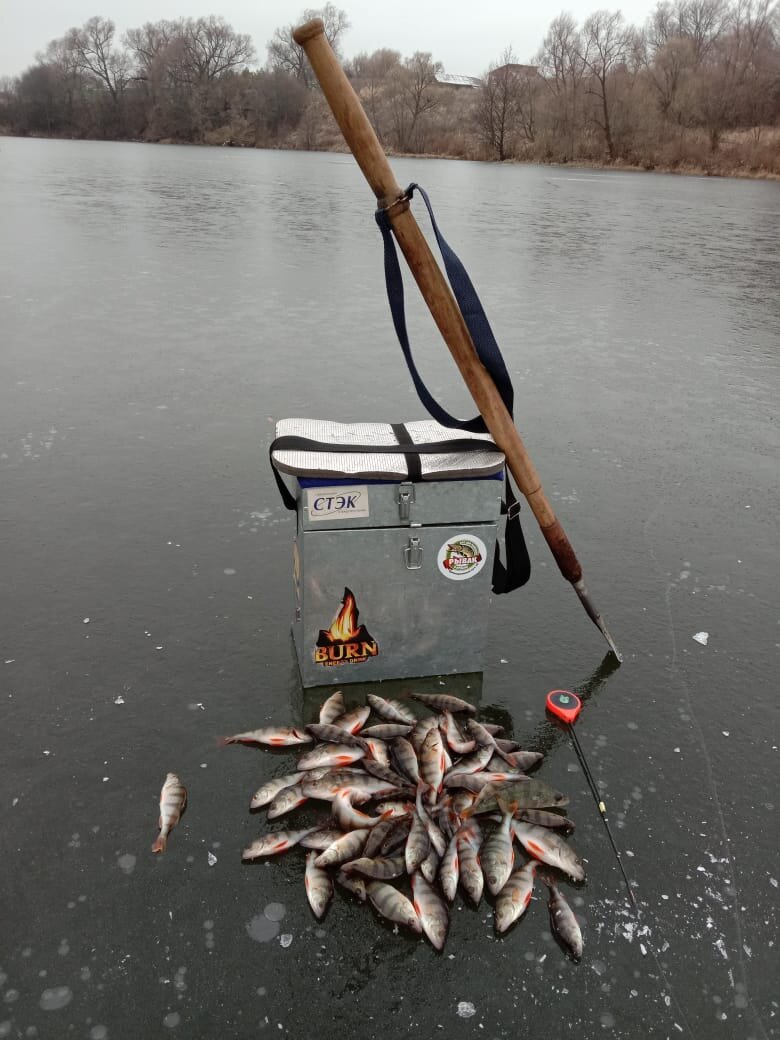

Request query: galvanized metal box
[{"left": 272, "top": 420, "right": 505, "bottom": 688}]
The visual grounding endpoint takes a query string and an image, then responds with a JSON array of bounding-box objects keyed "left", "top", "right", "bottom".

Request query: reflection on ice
[
  {"left": 39, "top": 986, "right": 72, "bottom": 1010},
  {"left": 263, "top": 903, "right": 286, "bottom": 923},
  {"left": 117, "top": 854, "right": 136, "bottom": 875},
  {"left": 246, "top": 915, "right": 279, "bottom": 944}
]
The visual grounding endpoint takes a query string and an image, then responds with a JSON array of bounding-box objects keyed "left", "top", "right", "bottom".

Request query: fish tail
[{"left": 151, "top": 833, "right": 167, "bottom": 854}]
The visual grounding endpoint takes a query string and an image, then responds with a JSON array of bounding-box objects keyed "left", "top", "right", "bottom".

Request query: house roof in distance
[{"left": 435, "top": 72, "right": 482, "bottom": 88}]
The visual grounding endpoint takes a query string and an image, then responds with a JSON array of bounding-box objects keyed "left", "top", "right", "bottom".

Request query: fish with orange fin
[
  {"left": 331, "top": 705, "right": 371, "bottom": 734},
  {"left": 494, "top": 860, "right": 537, "bottom": 933},
  {"left": 332, "top": 790, "right": 395, "bottom": 831},
  {"left": 318, "top": 690, "right": 345, "bottom": 725},
  {"left": 297, "top": 743, "right": 366, "bottom": 770},
  {"left": 361, "top": 723, "right": 413, "bottom": 739},
  {"left": 411, "top": 871, "right": 449, "bottom": 950},
  {"left": 304, "top": 851, "right": 333, "bottom": 919},
  {"left": 439, "top": 710, "right": 476, "bottom": 755},
  {"left": 480, "top": 812, "right": 515, "bottom": 895},
  {"left": 543, "top": 876, "right": 583, "bottom": 960},
  {"left": 220, "top": 726, "right": 312, "bottom": 748},
  {"left": 242, "top": 826, "right": 320, "bottom": 861},
  {"left": 151, "top": 773, "right": 187, "bottom": 853},
  {"left": 438, "top": 831, "right": 460, "bottom": 902},
  {"left": 464, "top": 777, "right": 568, "bottom": 817},
  {"left": 314, "top": 828, "right": 370, "bottom": 869},
  {"left": 419, "top": 726, "right": 446, "bottom": 803},
  {"left": 249, "top": 771, "right": 307, "bottom": 810},
  {"left": 456, "top": 820, "right": 484, "bottom": 905},
  {"left": 510, "top": 820, "right": 585, "bottom": 881},
  {"left": 366, "top": 694, "right": 416, "bottom": 725},
  {"left": 410, "top": 692, "right": 477, "bottom": 715},
  {"left": 367, "top": 881, "right": 421, "bottom": 934}
]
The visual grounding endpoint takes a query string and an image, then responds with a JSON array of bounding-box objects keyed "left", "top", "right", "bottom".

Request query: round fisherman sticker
[{"left": 437, "top": 534, "right": 488, "bottom": 581}]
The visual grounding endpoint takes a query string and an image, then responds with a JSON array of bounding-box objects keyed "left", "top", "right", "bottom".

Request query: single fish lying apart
[
  {"left": 227, "top": 691, "right": 585, "bottom": 954},
  {"left": 151, "top": 772, "right": 187, "bottom": 853}
]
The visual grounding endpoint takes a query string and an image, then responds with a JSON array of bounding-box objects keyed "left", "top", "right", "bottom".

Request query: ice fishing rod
[{"left": 546, "top": 689, "right": 637, "bottom": 908}]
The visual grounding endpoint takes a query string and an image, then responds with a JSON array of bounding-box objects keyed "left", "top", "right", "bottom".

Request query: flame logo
[
  {"left": 325, "top": 588, "right": 360, "bottom": 643},
  {"left": 315, "top": 587, "right": 379, "bottom": 667}
]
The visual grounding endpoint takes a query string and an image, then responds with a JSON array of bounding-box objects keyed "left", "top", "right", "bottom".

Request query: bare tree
[
  {"left": 386, "top": 51, "right": 441, "bottom": 152},
  {"left": 267, "top": 4, "right": 350, "bottom": 85},
  {"left": 347, "top": 49, "right": 402, "bottom": 143},
  {"left": 179, "top": 17, "right": 255, "bottom": 83},
  {"left": 578, "top": 10, "right": 636, "bottom": 157},
  {"left": 474, "top": 48, "right": 521, "bottom": 159},
  {"left": 67, "top": 17, "right": 129, "bottom": 107},
  {"left": 124, "top": 20, "right": 183, "bottom": 79},
  {"left": 646, "top": 35, "right": 698, "bottom": 119},
  {"left": 536, "top": 13, "right": 587, "bottom": 159}
]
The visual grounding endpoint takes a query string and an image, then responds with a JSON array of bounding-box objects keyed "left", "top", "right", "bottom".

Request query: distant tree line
[{"left": 0, "top": 1, "right": 778, "bottom": 175}]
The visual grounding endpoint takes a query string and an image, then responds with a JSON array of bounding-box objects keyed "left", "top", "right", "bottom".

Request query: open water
[{"left": 1, "top": 137, "right": 778, "bottom": 1039}]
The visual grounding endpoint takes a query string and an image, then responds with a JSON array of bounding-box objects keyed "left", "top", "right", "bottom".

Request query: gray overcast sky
[{"left": 1, "top": 0, "right": 655, "bottom": 79}]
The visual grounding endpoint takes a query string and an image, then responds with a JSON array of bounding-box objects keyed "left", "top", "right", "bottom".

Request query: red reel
[{"left": 546, "top": 689, "right": 582, "bottom": 724}]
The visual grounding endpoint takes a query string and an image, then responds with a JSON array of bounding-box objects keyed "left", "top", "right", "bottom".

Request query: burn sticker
[{"left": 314, "top": 587, "right": 379, "bottom": 667}]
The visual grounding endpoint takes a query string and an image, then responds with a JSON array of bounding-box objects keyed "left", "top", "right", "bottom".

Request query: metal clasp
[
  {"left": 404, "top": 535, "right": 423, "bottom": 570},
  {"left": 397, "top": 482, "right": 415, "bottom": 522}
]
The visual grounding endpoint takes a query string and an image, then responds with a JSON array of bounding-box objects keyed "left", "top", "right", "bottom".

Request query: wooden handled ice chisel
[{"left": 292, "top": 18, "right": 622, "bottom": 663}]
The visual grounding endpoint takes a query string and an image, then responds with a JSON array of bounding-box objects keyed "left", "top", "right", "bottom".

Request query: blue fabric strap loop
[
  {"left": 374, "top": 182, "right": 514, "bottom": 432},
  {"left": 374, "top": 185, "right": 530, "bottom": 594}
]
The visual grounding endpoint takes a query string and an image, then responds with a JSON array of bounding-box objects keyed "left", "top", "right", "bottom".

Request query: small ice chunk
[
  {"left": 114, "top": 696, "right": 125, "bottom": 705},
  {"left": 456, "top": 1002, "right": 476, "bottom": 1018},
  {"left": 207, "top": 852, "right": 217, "bottom": 867},
  {"left": 692, "top": 632, "right": 709, "bottom": 645},
  {"left": 83, "top": 618, "right": 90, "bottom": 624},
  {"left": 279, "top": 934, "right": 293, "bottom": 948}
]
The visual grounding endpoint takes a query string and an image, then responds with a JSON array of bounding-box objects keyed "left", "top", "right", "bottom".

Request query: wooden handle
[
  {"left": 293, "top": 19, "right": 582, "bottom": 583},
  {"left": 293, "top": 19, "right": 406, "bottom": 210}
]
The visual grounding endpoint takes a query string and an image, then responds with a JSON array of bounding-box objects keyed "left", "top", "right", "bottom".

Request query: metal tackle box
[{"left": 271, "top": 418, "right": 506, "bottom": 688}]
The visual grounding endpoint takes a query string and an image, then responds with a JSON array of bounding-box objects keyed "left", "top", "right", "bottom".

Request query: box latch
[
  {"left": 397, "top": 481, "right": 415, "bottom": 522},
  {"left": 404, "top": 535, "right": 423, "bottom": 570}
]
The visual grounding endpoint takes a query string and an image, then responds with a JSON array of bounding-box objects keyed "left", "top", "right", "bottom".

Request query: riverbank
[{"left": 4, "top": 124, "right": 778, "bottom": 181}]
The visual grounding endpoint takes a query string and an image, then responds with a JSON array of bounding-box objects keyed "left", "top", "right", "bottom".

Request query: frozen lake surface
[{"left": 1, "top": 137, "right": 778, "bottom": 1039}]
